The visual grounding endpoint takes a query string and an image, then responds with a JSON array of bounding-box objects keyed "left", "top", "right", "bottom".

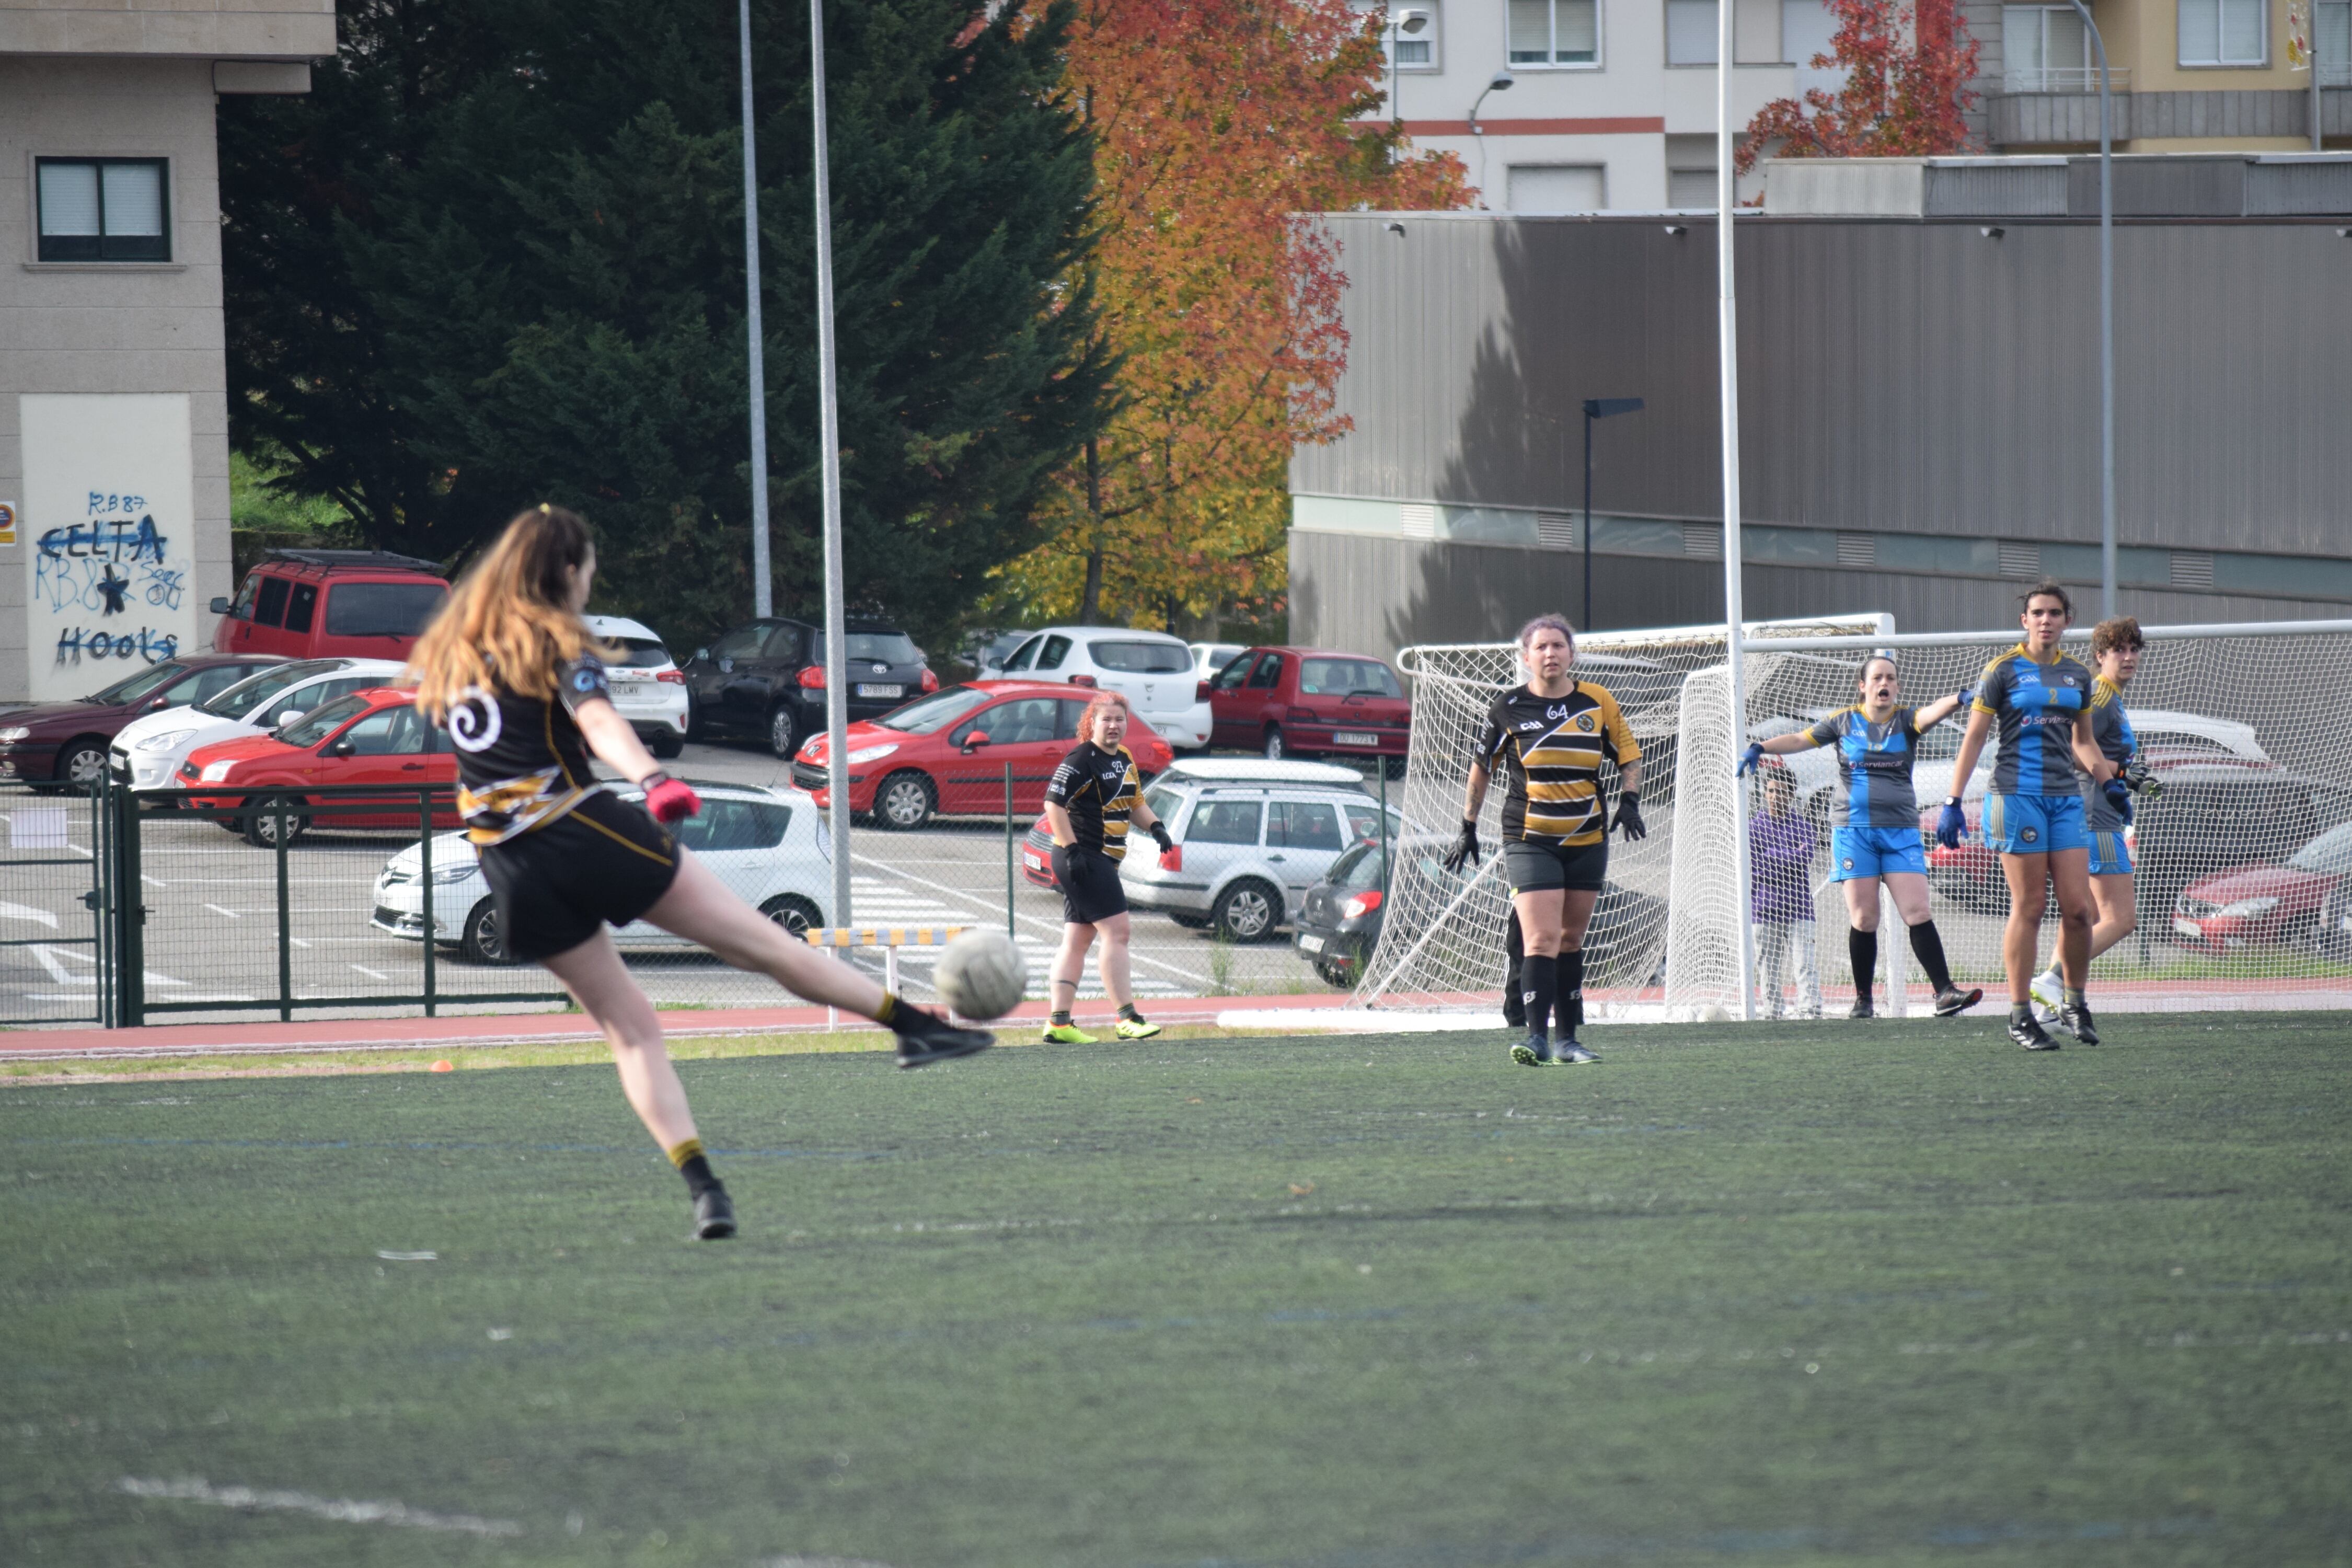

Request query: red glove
[{"left": 640, "top": 773, "right": 701, "bottom": 825}]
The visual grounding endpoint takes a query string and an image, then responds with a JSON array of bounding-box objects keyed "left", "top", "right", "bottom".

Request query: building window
[
  {"left": 35, "top": 158, "right": 169, "bottom": 262},
  {"left": 1509, "top": 0, "right": 1600, "bottom": 65},
  {"left": 2004, "top": 5, "right": 2099, "bottom": 89},
  {"left": 1668, "top": 167, "right": 1719, "bottom": 207},
  {"left": 1667, "top": 0, "right": 1719, "bottom": 64},
  {"left": 2178, "top": 0, "right": 2265, "bottom": 65},
  {"left": 1361, "top": 2, "right": 1443, "bottom": 68},
  {"left": 1507, "top": 164, "right": 1607, "bottom": 210},
  {"left": 2322, "top": 0, "right": 2350, "bottom": 78}
]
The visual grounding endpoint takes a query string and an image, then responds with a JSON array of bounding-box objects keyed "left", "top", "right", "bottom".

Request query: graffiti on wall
[{"left": 34, "top": 498, "right": 190, "bottom": 668}]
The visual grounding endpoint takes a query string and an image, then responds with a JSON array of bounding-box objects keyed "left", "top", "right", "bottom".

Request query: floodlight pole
[
  {"left": 2066, "top": 0, "right": 2116, "bottom": 618},
  {"left": 1716, "top": 0, "right": 1757, "bottom": 1019},
  {"left": 739, "top": 0, "right": 773, "bottom": 619},
  {"left": 811, "top": 0, "right": 852, "bottom": 924}
]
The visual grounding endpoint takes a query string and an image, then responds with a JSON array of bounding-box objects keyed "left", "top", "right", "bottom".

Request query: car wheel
[
  {"left": 1261, "top": 726, "right": 1285, "bottom": 760},
  {"left": 874, "top": 770, "right": 935, "bottom": 831},
  {"left": 759, "top": 894, "right": 824, "bottom": 939},
  {"left": 241, "top": 802, "right": 309, "bottom": 849},
  {"left": 1315, "top": 958, "right": 1355, "bottom": 988},
  {"left": 460, "top": 897, "right": 515, "bottom": 964},
  {"left": 767, "top": 705, "right": 798, "bottom": 760},
  {"left": 648, "top": 728, "right": 685, "bottom": 760},
  {"left": 55, "top": 739, "right": 109, "bottom": 790},
  {"left": 1212, "top": 877, "right": 1282, "bottom": 943}
]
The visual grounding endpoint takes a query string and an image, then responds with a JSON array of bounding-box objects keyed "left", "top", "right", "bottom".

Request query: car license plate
[
  {"left": 1298, "top": 933, "right": 1324, "bottom": 953},
  {"left": 856, "top": 683, "right": 904, "bottom": 699},
  {"left": 1024, "top": 852, "right": 1045, "bottom": 871},
  {"left": 2172, "top": 918, "right": 2203, "bottom": 940},
  {"left": 1333, "top": 731, "right": 1379, "bottom": 747}
]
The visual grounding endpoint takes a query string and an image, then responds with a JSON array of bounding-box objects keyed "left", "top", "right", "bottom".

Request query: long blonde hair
[{"left": 408, "top": 505, "right": 596, "bottom": 717}]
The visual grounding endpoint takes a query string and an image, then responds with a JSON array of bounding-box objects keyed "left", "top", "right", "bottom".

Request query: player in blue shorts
[
  {"left": 2029, "top": 616, "right": 2150, "bottom": 1029},
  {"left": 1936, "top": 582, "right": 2122, "bottom": 1050},
  {"left": 1740, "top": 651, "right": 1981, "bottom": 1019}
]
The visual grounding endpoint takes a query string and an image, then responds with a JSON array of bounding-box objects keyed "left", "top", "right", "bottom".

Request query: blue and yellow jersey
[
  {"left": 1804, "top": 706, "right": 1923, "bottom": 828},
  {"left": 2080, "top": 676, "right": 2137, "bottom": 831},
  {"left": 1475, "top": 681, "right": 1640, "bottom": 848},
  {"left": 1973, "top": 644, "right": 2095, "bottom": 797}
]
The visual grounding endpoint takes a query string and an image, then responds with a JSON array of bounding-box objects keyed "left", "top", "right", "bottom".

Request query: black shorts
[
  {"left": 1504, "top": 836, "right": 1608, "bottom": 894},
  {"left": 478, "top": 789, "right": 680, "bottom": 961},
  {"left": 1053, "top": 843, "right": 1128, "bottom": 926}
]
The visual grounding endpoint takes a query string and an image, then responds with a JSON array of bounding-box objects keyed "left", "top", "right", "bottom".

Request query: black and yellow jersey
[
  {"left": 1044, "top": 740, "right": 1142, "bottom": 861},
  {"left": 1474, "top": 681, "right": 1640, "bottom": 848},
  {"left": 442, "top": 654, "right": 611, "bottom": 846}
]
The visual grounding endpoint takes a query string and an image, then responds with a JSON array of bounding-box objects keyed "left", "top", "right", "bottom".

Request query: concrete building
[
  {"left": 0, "top": 2, "right": 332, "bottom": 703},
  {"left": 1285, "top": 162, "right": 2352, "bottom": 654}
]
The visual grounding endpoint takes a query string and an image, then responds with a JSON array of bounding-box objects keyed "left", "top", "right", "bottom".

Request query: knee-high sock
[
  {"left": 1503, "top": 910, "right": 1526, "bottom": 1022},
  {"left": 1558, "top": 949, "right": 1585, "bottom": 1037},
  {"left": 1849, "top": 927, "right": 1878, "bottom": 1001},
  {"left": 1519, "top": 952, "right": 1556, "bottom": 1039},
  {"left": 1906, "top": 918, "right": 1955, "bottom": 993}
]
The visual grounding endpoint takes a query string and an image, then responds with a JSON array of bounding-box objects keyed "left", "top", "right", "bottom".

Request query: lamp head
[
  {"left": 1488, "top": 72, "right": 1515, "bottom": 90},
  {"left": 1394, "top": 7, "right": 1429, "bottom": 33}
]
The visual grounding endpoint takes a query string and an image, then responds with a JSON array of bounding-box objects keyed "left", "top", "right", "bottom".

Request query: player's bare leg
[
  {"left": 1881, "top": 870, "right": 1978, "bottom": 1017},
  {"left": 1841, "top": 878, "right": 1883, "bottom": 1017},
  {"left": 2086, "top": 874, "right": 2137, "bottom": 958},
  {"left": 1997, "top": 852, "right": 2062, "bottom": 1050},
  {"left": 1554, "top": 887, "right": 1600, "bottom": 1062},
  {"left": 1046, "top": 919, "right": 1099, "bottom": 1043},
  {"left": 1089, "top": 911, "right": 1158, "bottom": 1038},
  {"left": 2044, "top": 848, "right": 2101, "bottom": 1043},
  {"left": 1509, "top": 887, "right": 1564, "bottom": 1064}
]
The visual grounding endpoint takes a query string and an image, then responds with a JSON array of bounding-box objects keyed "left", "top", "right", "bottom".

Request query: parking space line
[
  {"left": 204, "top": 904, "right": 239, "bottom": 919},
  {"left": 848, "top": 854, "right": 1208, "bottom": 986}
]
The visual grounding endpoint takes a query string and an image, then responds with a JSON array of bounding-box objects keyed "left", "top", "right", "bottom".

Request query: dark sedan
[
  {"left": 1294, "top": 839, "right": 1389, "bottom": 987},
  {"left": 682, "top": 616, "right": 936, "bottom": 759},
  {"left": 0, "top": 655, "right": 285, "bottom": 791}
]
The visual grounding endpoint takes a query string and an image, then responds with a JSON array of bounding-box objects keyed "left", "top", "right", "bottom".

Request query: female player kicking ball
[
  {"left": 1447, "top": 613, "right": 1643, "bottom": 1066},
  {"left": 1935, "top": 581, "right": 2124, "bottom": 1050},
  {"left": 1740, "top": 652, "right": 1983, "bottom": 1019},
  {"left": 1040, "top": 690, "right": 1175, "bottom": 1043},
  {"left": 409, "top": 505, "right": 991, "bottom": 1242},
  {"left": 2029, "top": 616, "right": 2148, "bottom": 1028}
]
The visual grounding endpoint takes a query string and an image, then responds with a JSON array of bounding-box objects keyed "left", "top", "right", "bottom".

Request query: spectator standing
[{"left": 1748, "top": 766, "right": 1822, "bottom": 1019}]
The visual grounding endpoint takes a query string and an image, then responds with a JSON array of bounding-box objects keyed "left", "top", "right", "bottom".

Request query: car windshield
[
  {"left": 818, "top": 631, "right": 921, "bottom": 665},
  {"left": 324, "top": 582, "right": 447, "bottom": 638},
  {"left": 280, "top": 693, "right": 375, "bottom": 747},
  {"left": 1298, "top": 658, "right": 1402, "bottom": 698},
  {"left": 1329, "top": 841, "right": 1386, "bottom": 891},
  {"left": 603, "top": 637, "right": 671, "bottom": 670},
  {"left": 1088, "top": 639, "right": 1192, "bottom": 674},
  {"left": 85, "top": 663, "right": 187, "bottom": 706},
  {"left": 876, "top": 685, "right": 993, "bottom": 734},
  {"left": 199, "top": 660, "right": 337, "bottom": 718},
  {"left": 2287, "top": 821, "right": 2352, "bottom": 873}
]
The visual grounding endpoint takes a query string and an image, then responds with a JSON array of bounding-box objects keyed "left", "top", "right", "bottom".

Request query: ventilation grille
[
  {"left": 1998, "top": 541, "right": 2042, "bottom": 579},
  {"left": 1836, "top": 532, "right": 1875, "bottom": 568},
  {"left": 2171, "top": 549, "right": 2215, "bottom": 589},
  {"left": 1399, "top": 503, "right": 1435, "bottom": 540},
  {"left": 1683, "top": 523, "right": 1722, "bottom": 559},
  {"left": 1536, "top": 513, "right": 1579, "bottom": 550}
]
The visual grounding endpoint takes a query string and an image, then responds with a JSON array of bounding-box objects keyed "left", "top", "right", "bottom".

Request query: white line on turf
[{"left": 117, "top": 1477, "right": 522, "bottom": 1538}]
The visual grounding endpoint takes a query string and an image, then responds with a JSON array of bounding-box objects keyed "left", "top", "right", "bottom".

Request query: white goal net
[{"left": 1361, "top": 617, "right": 2352, "bottom": 1021}]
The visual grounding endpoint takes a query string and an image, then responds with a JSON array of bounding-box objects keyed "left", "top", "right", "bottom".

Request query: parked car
[
  {"left": 373, "top": 783, "right": 832, "bottom": 963},
  {"left": 682, "top": 616, "right": 936, "bottom": 759},
  {"left": 1293, "top": 837, "right": 1393, "bottom": 987},
  {"left": 210, "top": 548, "right": 449, "bottom": 661},
  {"left": 110, "top": 657, "right": 405, "bottom": 796},
  {"left": 1205, "top": 646, "right": 1411, "bottom": 771},
  {"left": 180, "top": 687, "right": 459, "bottom": 847},
  {"left": 963, "top": 629, "right": 1029, "bottom": 677},
  {"left": 984, "top": 626, "right": 1213, "bottom": 749},
  {"left": 584, "top": 614, "right": 688, "bottom": 758},
  {"left": 1024, "top": 759, "right": 1402, "bottom": 941},
  {"left": 794, "top": 680, "right": 1174, "bottom": 831},
  {"left": 1190, "top": 641, "right": 1247, "bottom": 682},
  {"left": 2170, "top": 818, "right": 2352, "bottom": 956},
  {"left": 0, "top": 654, "right": 285, "bottom": 790}
]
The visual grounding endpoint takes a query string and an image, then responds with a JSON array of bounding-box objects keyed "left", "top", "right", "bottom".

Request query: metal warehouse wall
[{"left": 1289, "top": 209, "right": 2352, "bottom": 591}]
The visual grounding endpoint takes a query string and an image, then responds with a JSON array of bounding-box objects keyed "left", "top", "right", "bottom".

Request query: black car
[
  {"left": 681, "top": 617, "right": 935, "bottom": 759},
  {"left": 1295, "top": 839, "right": 1389, "bottom": 987}
]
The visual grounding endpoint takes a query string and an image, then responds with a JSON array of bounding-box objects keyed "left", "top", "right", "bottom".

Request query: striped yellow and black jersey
[
  {"left": 1044, "top": 740, "right": 1142, "bottom": 861},
  {"left": 1474, "top": 681, "right": 1640, "bottom": 848}
]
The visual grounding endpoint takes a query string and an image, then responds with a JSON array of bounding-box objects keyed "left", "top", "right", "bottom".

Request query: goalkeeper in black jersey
[{"left": 1447, "top": 614, "right": 1643, "bottom": 1066}]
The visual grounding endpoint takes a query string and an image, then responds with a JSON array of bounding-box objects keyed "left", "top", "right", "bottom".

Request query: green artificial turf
[{"left": 4, "top": 1013, "right": 2350, "bottom": 1567}]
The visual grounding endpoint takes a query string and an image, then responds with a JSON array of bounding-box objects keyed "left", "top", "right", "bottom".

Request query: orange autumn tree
[
  {"left": 994, "top": 0, "right": 1468, "bottom": 631},
  {"left": 1736, "top": 0, "right": 1980, "bottom": 172}
]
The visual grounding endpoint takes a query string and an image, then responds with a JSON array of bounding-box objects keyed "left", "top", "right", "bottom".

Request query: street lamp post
[
  {"left": 1385, "top": 7, "right": 1429, "bottom": 126},
  {"left": 810, "top": 0, "right": 852, "bottom": 924},
  {"left": 1468, "top": 72, "right": 1512, "bottom": 197},
  {"left": 2065, "top": 0, "right": 2116, "bottom": 617},
  {"left": 1581, "top": 398, "right": 1644, "bottom": 631},
  {"left": 737, "top": 0, "right": 772, "bottom": 618}
]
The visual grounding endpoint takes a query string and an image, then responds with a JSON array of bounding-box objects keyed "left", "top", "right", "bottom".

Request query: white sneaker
[{"left": 2027, "top": 969, "right": 2065, "bottom": 1016}]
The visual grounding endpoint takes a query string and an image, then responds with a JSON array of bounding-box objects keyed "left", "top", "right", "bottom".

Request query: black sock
[
  {"left": 667, "top": 1139, "right": 721, "bottom": 1199},
  {"left": 1849, "top": 927, "right": 1878, "bottom": 1001},
  {"left": 1907, "top": 919, "right": 1954, "bottom": 993},
  {"left": 1502, "top": 914, "right": 1525, "bottom": 1023},
  {"left": 1520, "top": 953, "right": 1556, "bottom": 1040},
  {"left": 1119, "top": 1002, "right": 1144, "bottom": 1022},
  {"left": 1558, "top": 949, "right": 1585, "bottom": 1037}
]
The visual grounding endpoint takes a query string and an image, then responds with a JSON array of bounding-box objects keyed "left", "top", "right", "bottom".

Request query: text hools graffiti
[{"left": 34, "top": 495, "right": 189, "bottom": 667}]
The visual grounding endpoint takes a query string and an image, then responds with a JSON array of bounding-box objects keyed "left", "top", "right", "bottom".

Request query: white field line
[
  {"left": 117, "top": 1477, "right": 522, "bottom": 1538},
  {"left": 763, "top": 1558, "right": 899, "bottom": 1568}
]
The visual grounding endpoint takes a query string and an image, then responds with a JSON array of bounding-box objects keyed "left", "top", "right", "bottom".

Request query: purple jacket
[{"left": 1749, "top": 810, "right": 1817, "bottom": 923}]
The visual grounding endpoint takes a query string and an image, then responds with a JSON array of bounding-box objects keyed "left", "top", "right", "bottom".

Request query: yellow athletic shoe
[
  {"left": 1042, "top": 1022, "right": 1097, "bottom": 1045},
  {"left": 1113, "top": 1016, "right": 1163, "bottom": 1040}
]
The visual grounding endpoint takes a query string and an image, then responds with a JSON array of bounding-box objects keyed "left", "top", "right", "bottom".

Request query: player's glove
[
  {"left": 1934, "top": 795, "right": 1967, "bottom": 850},
  {"left": 639, "top": 771, "right": 701, "bottom": 825},
  {"left": 1955, "top": 687, "right": 1976, "bottom": 709},
  {"left": 1736, "top": 743, "right": 1766, "bottom": 777},
  {"left": 2124, "top": 757, "right": 2162, "bottom": 801},
  {"left": 1148, "top": 821, "right": 1174, "bottom": 855},
  {"left": 1443, "top": 818, "right": 1481, "bottom": 874},
  {"left": 1615, "top": 791, "right": 1647, "bottom": 841},
  {"left": 2102, "top": 777, "right": 2135, "bottom": 826}
]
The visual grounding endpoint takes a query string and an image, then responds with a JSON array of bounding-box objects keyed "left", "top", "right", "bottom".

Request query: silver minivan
[{"left": 1121, "top": 760, "right": 1404, "bottom": 941}]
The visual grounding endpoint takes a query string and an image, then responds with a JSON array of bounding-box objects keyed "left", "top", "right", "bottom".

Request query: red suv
[
  {"left": 181, "top": 687, "right": 459, "bottom": 847},
  {"left": 1205, "top": 647, "right": 1409, "bottom": 773},
  {"left": 211, "top": 550, "right": 450, "bottom": 662}
]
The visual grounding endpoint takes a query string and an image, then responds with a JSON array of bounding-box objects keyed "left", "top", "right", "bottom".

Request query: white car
[
  {"left": 1190, "top": 641, "right": 1247, "bottom": 682},
  {"left": 982, "top": 625, "right": 1212, "bottom": 748},
  {"left": 109, "top": 657, "right": 406, "bottom": 794},
  {"left": 586, "top": 614, "right": 689, "bottom": 758},
  {"left": 372, "top": 783, "right": 833, "bottom": 963}
]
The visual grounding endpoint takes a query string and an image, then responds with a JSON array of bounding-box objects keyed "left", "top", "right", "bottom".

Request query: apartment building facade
[{"left": 0, "top": 2, "right": 333, "bottom": 703}]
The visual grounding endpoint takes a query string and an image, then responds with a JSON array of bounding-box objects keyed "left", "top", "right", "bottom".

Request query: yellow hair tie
[{"left": 538, "top": 502, "right": 551, "bottom": 515}]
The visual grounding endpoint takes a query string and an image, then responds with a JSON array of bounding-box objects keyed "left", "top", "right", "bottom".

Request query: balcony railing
[{"left": 2002, "top": 65, "right": 2131, "bottom": 93}]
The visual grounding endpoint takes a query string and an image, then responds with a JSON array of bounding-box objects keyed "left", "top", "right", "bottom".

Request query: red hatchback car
[
  {"left": 792, "top": 679, "right": 1173, "bottom": 831},
  {"left": 2171, "top": 819, "right": 2352, "bottom": 954},
  {"left": 181, "top": 687, "right": 459, "bottom": 847},
  {"left": 1205, "top": 647, "right": 1409, "bottom": 773}
]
